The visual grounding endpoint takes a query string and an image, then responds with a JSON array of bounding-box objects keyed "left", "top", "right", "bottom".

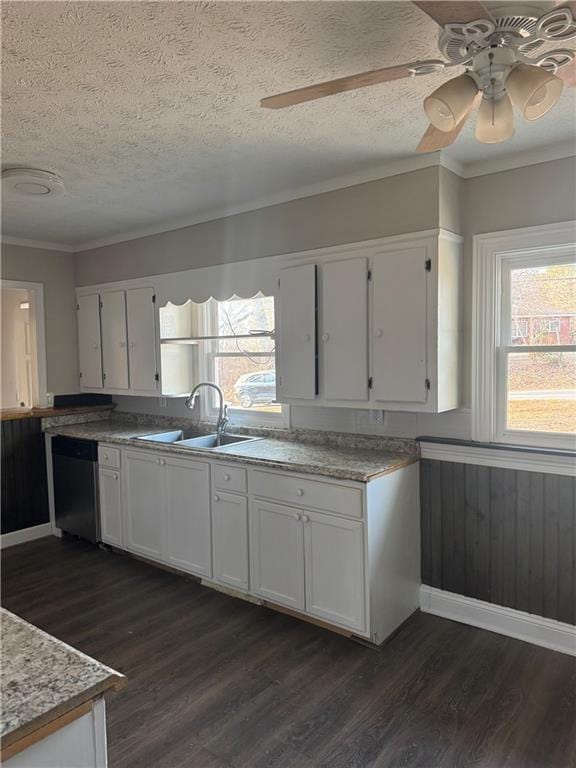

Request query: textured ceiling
[{"left": 2, "top": 0, "right": 575, "bottom": 249}]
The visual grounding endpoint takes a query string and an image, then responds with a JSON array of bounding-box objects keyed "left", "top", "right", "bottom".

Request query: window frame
[
  {"left": 197, "top": 296, "right": 289, "bottom": 428},
  {"left": 472, "top": 222, "right": 576, "bottom": 451}
]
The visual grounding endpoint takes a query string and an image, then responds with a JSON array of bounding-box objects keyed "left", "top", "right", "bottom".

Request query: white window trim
[
  {"left": 198, "top": 298, "right": 289, "bottom": 429},
  {"left": 472, "top": 221, "right": 576, "bottom": 451}
]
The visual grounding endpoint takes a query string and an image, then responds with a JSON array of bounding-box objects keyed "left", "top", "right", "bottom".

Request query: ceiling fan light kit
[
  {"left": 424, "top": 73, "right": 479, "bottom": 130},
  {"left": 475, "top": 93, "right": 515, "bottom": 143},
  {"left": 261, "top": 2, "right": 576, "bottom": 152},
  {"left": 506, "top": 63, "right": 564, "bottom": 119}
]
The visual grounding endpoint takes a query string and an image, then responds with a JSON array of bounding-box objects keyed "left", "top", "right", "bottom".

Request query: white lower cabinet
[
  {"left": 123, "top": 450, "right": 164, "bottom": 561},
  {"left": 212, "top": 492, "right": 249, "bottom": 590},
  {"left": 104, "top": 446, "right": 419, "bottom": 644},
  {"left": 164, "top": 456, "right": 211, "bottom": 577},
  {"left": 121, "top": 449, "right": 211, "bottom": 577},
  {"left": 304, "top": 511, "right": 365, "bottom": 633},
  {"left": 99, "top": 467, "right": 123, "bottom": 547},
  {"left": 249, "top": 501, "right": 365, "bottom": 632},
  {"left": 250, "top": 500, "right": 306, "bottom": 611}
]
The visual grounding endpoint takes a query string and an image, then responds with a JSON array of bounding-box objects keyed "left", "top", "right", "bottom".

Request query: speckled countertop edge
[
  {"left": 1, "top": 609, "right": 125, "bottom": 748},
  {"left": 46, "top": 420, "right": 419, "bottom": 483}
]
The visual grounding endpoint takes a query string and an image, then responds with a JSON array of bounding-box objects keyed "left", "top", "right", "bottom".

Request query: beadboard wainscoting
[
  {"left": 419, "top": 457, "right": 575, "bottom": 626},
  {"left": 1, "top": 418, "right": 49, "bottom": 542}
]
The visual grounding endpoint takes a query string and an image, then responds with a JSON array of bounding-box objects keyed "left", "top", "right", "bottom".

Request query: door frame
[{"left": 1, "top": 279, "right": 48, "bottom": 407}]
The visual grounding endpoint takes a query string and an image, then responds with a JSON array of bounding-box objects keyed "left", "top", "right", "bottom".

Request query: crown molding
[
  {"left": 74, "top": 153, "right": 448, "bottom": 252},
  {"left": 5, "top": 141, "right": 574, "bottom": 254},
  {"left": 1, "top": 236, "right": 75, "bottom": 253},
  {"left": 458, "top": 140, "right": 576, "bottom": 179}
]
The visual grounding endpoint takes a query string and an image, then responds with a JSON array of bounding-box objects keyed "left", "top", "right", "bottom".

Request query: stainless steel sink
[
  {"left": 135, "top": 430, "right": 260, "bottom": 450},
  {"left": 176, "top": 433, "right": 260, "bottom": 449},
  {"left": 135, "top": 428, "right": 206, "bottom": 443}
]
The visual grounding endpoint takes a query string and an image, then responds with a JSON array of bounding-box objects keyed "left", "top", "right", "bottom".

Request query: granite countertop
[
  {"left": 1, "top": 609, "right": 125, "bottom": 750},
  {"left": 0, "top": 404, "right": 114, "bottom": 422},
  {"left": 46, "top": 419, "right": 418, "bottom": 482}
]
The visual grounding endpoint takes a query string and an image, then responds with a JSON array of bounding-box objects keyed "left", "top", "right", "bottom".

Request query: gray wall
[
  {"left": 74, "top": 157, "right": 575, "bottom": 436},
  {"left": 1, "top": 244, "right": 79, "bottom": 396},
  {"left": 461, "top": 156, "right": 576, "bottom": 403},
  {"left": 75, "top": 166, "right": 441, "bottom": 285},
  {"left": 421, "top": 459, "right": 575, "bottom": 624}
]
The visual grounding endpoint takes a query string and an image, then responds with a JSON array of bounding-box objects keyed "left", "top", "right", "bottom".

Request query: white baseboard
[
  {"left": 420, "top": 585, "right": 576, "bottom": 657},
  {"left": 1, "top": 523, "right": 53, "bottom": 549}
]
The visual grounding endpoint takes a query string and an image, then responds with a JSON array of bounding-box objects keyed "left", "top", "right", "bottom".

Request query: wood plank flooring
[{"left": 2, "top": 537, "right": 575, "bottom": 768}]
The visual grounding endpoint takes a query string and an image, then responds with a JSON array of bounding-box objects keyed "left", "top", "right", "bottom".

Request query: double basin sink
[{"left": 135, "top": 428, "right": 260, "bottom": 451}]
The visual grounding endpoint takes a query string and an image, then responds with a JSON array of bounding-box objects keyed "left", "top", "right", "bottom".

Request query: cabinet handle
[
  {"left": 375, "top": 328, "right": 384, "bottom": 338},
  {"left": 301, "top": 515, "right": 309, "bottom": 523},
  {"left": 296, "top": 488, "right": 304, "bottom": 497},
  {"left": 119, "top": 341, "right": 127, "bottom": 348},
  {"left": 294, "top": 513, "right": 301, "bottom": 521},
  {"left": 224, "top": 473, "right": 231, "bottom": 481},
  {"left": 321, "top": 332, "right": 330, "bottom": 342},
  {"left": 161, "top": 459, "right": 166, "bottom": 466},
  {"left": 214, "top": 495, "right": 220, "bottom": 502},
  {"left": 103, "top": 453, "right": 109, "bottom": 460},
  {"left": 93, "top": 343, "right": 99, "bottom": 350},
  {"left": 304, "top": 333, "right": 311, "bottom": 342},
  {"left": 113, "top": 473, "right": 119, "bottom": 481}
]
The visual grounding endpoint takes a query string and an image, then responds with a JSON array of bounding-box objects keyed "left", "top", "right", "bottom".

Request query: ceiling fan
[{"left": 260, "top": 1, "right": 576, "bottom": 151}]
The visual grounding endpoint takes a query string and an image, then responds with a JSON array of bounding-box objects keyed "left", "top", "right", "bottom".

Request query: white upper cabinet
[
  {"left": 100, "top": 291, "right": 129, "bottom": 390},
  {"left": 77, "top": 284, "right": 159, "bottom": 396},
  {"left": 126, "top": 287, "right": 158, "bottom": 394},
  {"left": 77, "top": 294, "right": 102, "bottom": 389},
  {"left": 276, "top": 230, "right": 462, "bottom": 413},
  {"left": 321, "top": 257, "right": 369, "bottom": 401},
  {"left": 372, "top": 246, "right": 428, "bottom": 405},
  {"left": 277, "top": 263, "right": 316, "bottom": 400}
]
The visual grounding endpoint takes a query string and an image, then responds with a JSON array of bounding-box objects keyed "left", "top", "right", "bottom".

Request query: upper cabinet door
[
  {"left": 126, "top": 287, "right": 158, "bottom": 393},
  {"left": 372, "top": 247, "right": 428, "bottom": 404},
  {"left": 278, "top": 264, "right": 316, "bottom": 400},
  {"left": 77, "top": 294, "right": 102, "bottom": 389},
  {"left": 321, "top": 258, "right": 368, "bottom": 401},
  {"left": 100, "top": 291, "right": 129, "bottom": 390}
]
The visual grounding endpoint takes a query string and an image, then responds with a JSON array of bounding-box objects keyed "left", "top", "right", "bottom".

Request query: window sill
[{"left": 418, "top": 436, "right": 576, "bottom": 477}]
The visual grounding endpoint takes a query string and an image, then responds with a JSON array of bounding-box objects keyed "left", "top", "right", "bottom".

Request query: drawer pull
[
  {"left": 214, "top": 495, "right": 220, "bottom": 502},
  {"left": 296, "top": 488, "right": 304, "bottom": 497},
  {"left": 103, "top": 453, "right": 109, "bottom": 460},
  {"left": 294, "top": 513, "right": 301, "bottom": 521},
  {"left": 224, "top": 473, "right": 231, "bottom": 481},
  {"left": 301, "top": 515, "right": 309, "bottom": 523},
  {"left": 113, "top": 473, "right": 118, "bottom": 481}
]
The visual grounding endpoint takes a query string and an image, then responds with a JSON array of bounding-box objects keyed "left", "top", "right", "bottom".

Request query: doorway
[{"left": 1, "top": 280, "right": 47, "bottom": 409}]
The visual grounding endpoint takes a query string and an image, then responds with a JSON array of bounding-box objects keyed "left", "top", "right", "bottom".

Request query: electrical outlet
[
  {"left": 159, "top": 397, "right": 167, "bottom": 408},
  {"left": 370, "top": 409, "right": 384, "bottom": 425}
]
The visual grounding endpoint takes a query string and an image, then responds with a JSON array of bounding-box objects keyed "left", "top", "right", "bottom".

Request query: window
[
  {"left": 473, "top": 223, "right": 576, "bottom": 450},
  {"left": 199, "top": 293, "right": 287, "bottom": 426}
]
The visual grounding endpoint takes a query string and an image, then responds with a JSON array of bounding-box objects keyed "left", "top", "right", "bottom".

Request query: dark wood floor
[{"left": 2, "top": 537, "right": 575, "bottom": 768}]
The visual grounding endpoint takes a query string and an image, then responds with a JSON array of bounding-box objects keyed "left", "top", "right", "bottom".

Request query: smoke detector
[{"left": 1, "top": 168, "right": 66, "bottom": 198}]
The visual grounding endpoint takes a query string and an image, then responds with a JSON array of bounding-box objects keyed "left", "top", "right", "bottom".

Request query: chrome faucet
[{"left": 185, "top": 382, "right": 229, "bottom": 435}]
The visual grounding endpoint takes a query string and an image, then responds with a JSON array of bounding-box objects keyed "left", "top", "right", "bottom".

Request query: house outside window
[{"left": 473, "top": 223, "right": 576, "bottom": 451}]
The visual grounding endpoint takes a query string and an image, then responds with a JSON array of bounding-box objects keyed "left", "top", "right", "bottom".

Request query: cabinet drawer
[
  {"left": 251, "top": 470, "right": 362, "bottom": 519},
  {"left": 99, "top": 445, "right": 121, "bottom": 469},
  {"left": 213, "top": 464, "right": 247, "bottom": 494}
]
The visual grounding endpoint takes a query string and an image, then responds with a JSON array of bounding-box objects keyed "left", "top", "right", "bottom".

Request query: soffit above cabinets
[{"left": 3, "top": 1, "right": 575, "bottom": 250}]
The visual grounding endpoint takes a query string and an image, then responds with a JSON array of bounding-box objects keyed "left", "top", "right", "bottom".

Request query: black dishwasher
[{"left": 52, "top": 436, "right": 100, "bottom": 542}]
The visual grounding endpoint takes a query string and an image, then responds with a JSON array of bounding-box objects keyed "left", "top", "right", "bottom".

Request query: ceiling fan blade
[
  {"left": 260, "top": 64, "right": 415, "bottom": 109},
  {"left": 416, "top": 92, "right": 481, "bottom": 152},
  {"left": 557, "top": 59, "right": 576, "bottom": 86},
  {"left": 412, "top": 1, "right": 494, "bottom": 26}
]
